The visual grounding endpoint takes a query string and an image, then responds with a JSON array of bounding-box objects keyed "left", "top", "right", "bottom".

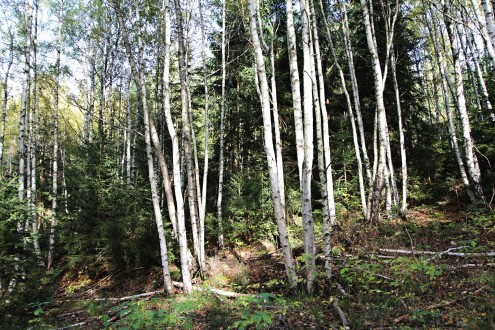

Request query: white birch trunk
[
  {"left": 285, "top": 0, "right": 304, "bottom": 181},
  {"left": 30, "top": 3, "right": 41, "bottom": 257},
  {"left": 163, "top": 0, "right": 192, "bottom": 293},
  {"left": 470, "top": 0, "right": 495, "bottom": 67},
  {"left": 360, "top": 0, "right": 388, "bottom": 223},
  {"left": 270, "top": 40, "right": 286, "bottom": 209},
  {"left": 427, "top": 6, "right": 475, "bottom": 202},
  {"left": 149, "top": 117, "right": 178, "bottom": 238},
  {"left": 468, "top": 32, "right": 494, "bottom": 119},
  {"left": 390, "top": 51, "right": 407, "bottom": 214},
  {"left": 319, "top": 0, "right": 367, "bottom": 218},
  {"left": 299, "top": 0, "right": 316, "bottom": 293},
  {"left": 341, "top": 0, "right": 372, "bottom": 183},
  {"left": 311, "top": 0, "right": 336, "bottom": 280},
  {"left": 115, "top": 2, "right": 175, "bottom": 295},
  {"left": 198, "top": 0, "right": 209, "bottom": 270},
  {"left": 0, "top": 32, "right": 13, "bottom": 167},
  {"left": 18, "top": 0, "right": 33, "bottom": 215},
  {"left": 125, "top": 81, "right": 132, "bottom": 184},
  {"left": 84, "top": 7, "right": 95, "bottom": 144},
  {"left": 444, "top": 1, "right": 486, "bottom": 203},
  {"left": 47, "top": 3, "right": 63, "bottom": 270},
  {"left": 216, "top": 0, "right": 227, "bottom": 249},
  {"left": 480, "top": 0, "right": 495, "bottom": 50},
  {"left": 248, "top": 0, "right": 298, "bottom": 289},
  {"left": 174, "top": 0, "right": 201, "bottom": 270}
]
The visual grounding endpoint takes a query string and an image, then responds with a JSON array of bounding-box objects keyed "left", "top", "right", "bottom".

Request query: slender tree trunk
[
  {"left": 312, "top": 0, "right": 336, "bottom": 280},
  {"left": 299, "top": 0, "right": 316, "bottom": 293},
  {"left": 480, "top": 0, "right": 495, "bottom": 50},
  {"left": 270, "top": 34, "right": 286, "bottom": 210},
  {"left": 61, "top": 147, "right": 69, "bottom": 216},
  {"left": 149, "top": 116, "right": 178, "bottom": 238},
  {"left": 115, "top": 2, "right": 174, "bottom": 295},
  {"left": 390, "top": 50, "right": 407, "bottom": 214},
  {"left": 311, "top": 47, "right": 331, "bottom": 283},
  {"left": 125, "top": 81, "right": 132, "bottom": 184},
  {"left": 311, "top": 0, "right": 337, "bottom": 225},
  {"left": 248, "top": 0, "right": 298, "bottom": 289},
  {"left": 98, "top": 26, "right": 110, "bottom": 146},
  {"left": 467, "top": 29, "right": 494, "bottom": 118},
  {"left": 444, "top": 0, "right": 486, "bottom": 203},
  {"left": 426, "top": 4, "right": 476, "bottom": 202},
  {"left": 18, "top": 0, "right": 33, "bottom": 221},
  {"left": 216, "top": 0, "right": 227, "bottom": 249},
  {"left": 471, "top": 0, "right": 495, "bottom": 66},
  {"left": 174, "top": 0, "right": 201, "bottom": 271},
  {"left": 163, "top": 0, "right": 192, "bottom": 293},
  {"left": 285, "top": 0, "right": 304, "bottom": 181},
  {"left": 47, "top": 2, "right": 63, "bottom": 270},
  {"left": 0, "top": 32, "right": 13, "bottom": 168},
  {"left": 84, "top": 7, "right": 95, "bottom": 144},
  {"left": 319, "top": 0, "right": 367, "bottom": 218},
  {"left": 198, "top": 0, "right": 209, "bottom": 270},
  {"left": 30, "top": 2, "right": 41, "bottom": 256},
  {"left": 341, "top": 0, "right": 372, "bottom": 183},
  {"left": 360, "top": 0, "right": 388, "bottom": 223}
]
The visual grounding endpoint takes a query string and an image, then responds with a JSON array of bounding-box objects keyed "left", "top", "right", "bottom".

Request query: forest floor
[{"left": 22, "top": 204, "right": 495, "bottom": 329}]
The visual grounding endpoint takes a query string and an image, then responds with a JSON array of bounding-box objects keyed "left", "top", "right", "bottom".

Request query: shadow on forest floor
[{"left": 17, "top": 204, "right": 495, "bottom": 329}]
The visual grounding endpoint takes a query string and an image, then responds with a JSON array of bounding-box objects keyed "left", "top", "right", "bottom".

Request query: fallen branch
[
  {"left": 332, "top": 298, "right": 350, "bottom": 329},
  {"left": 92, "top": 290, "right": 165, "bottom": 302},
  {"left": 56, "top": 310, "right": 85, "bottom": 319},
  {"left": 375, "top": 255, "right": 397, "bottom": 259},
  {"left": 448, "top": 263, "right": 495, "bottom": 270},
  {"left": 374, "top": 273, "right": 394, "bottom": 281},
  {"left": 379, "top": 248, "right": 495, "bottom": 258},
  {"left": 107, "top": 310, "right": 131, "bottom": 324},
  {"left": 172, "top": 281, "right": 249, "bottom": 297},
  {"left": 426, "top": 246, "right": 468, "bottom": 261},
  {"left": 55, "top": 321, "right": 87, "bottom": 330}
]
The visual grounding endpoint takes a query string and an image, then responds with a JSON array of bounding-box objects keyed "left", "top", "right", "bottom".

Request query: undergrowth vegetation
[{"left": 4, "top": 204, "right": 492, "bottom": 329}]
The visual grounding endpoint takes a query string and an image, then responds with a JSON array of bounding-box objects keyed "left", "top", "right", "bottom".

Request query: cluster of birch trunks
[{"left": 1, "top": 0, "right": 493, "bottom": 296}]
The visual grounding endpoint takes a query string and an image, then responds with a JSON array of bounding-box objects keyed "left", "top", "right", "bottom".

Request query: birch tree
[
  {"left": 310, "top": 0, "right": 337, "bottom": 281},
  {"left": 443, "top": 0, "right": 486, "bottom": 203},
  {"left": 18, "top": 0, "right": 33, "bottom": 217},
  {"left": 359, "top": 0, "right": 399, "bottom": 222},
  {"left": 47, "top": 0, "right": 63, "bottom": 271},
  {"left": 173, "top": 0, "right": 203, "bottom": 272},
  {"left": 30, "top": 0, "right": 41, "bottom": 256},
  {"left": 0, "top": 30, "right": 13, "bottom": 168},
  {"left": 298, "top": 0, "right": 316, "bottom": 292},
  {"left": 114, "top": 0, "right": 174, "bottom": 294},
  {"left": 247, "top": 0, "right": 298, "bottom": 289},
  {"left": 163, "top": 0, "right": 193, "bottom": 293},
  {"left": 216, "top": 0, "right": 227, "bottom": 249},
  {"left": 341, "top": 0, "right": 372, "bottom": 183},
  {"left": 424, "top": 2, "right": 476, "bottom": 202},
  {"left": 318, "top": 0, "right": 367, "bottom": 218}
]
